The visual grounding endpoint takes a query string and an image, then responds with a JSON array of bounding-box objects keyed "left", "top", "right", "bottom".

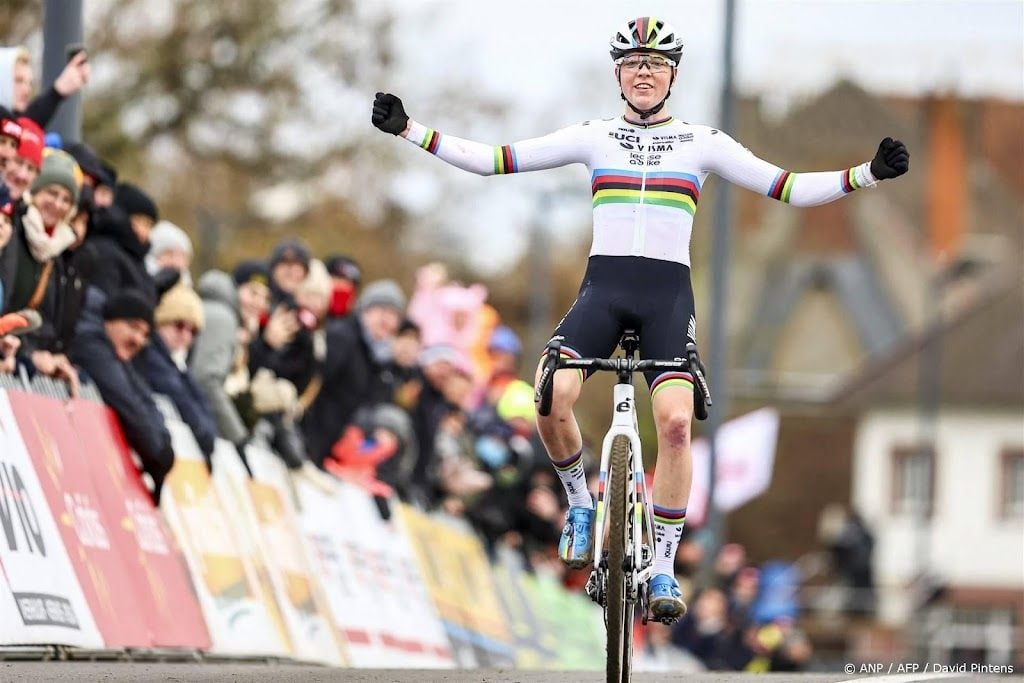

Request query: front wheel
[{"left": 605, "top": 435, "right": 634, "bottom": 683}]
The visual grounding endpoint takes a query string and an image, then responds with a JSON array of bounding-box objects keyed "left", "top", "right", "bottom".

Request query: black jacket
[
  {"left": 70, "top": 290, "right": 174, "bottom": 503},
  {"left": 300, "top": 314, "right": 389, "bottom": 465},
  {"left": 140, "top": 333, "right": 219, "bottom": 458},
  {"left": 248, "top": 326, "right": 317, "bottom": 394},
  {"left": 86, "top": 206, "right": 156, "bottom": 304},
  {"left": 22, "top": 242, "right": 96, "bottom": 356}
]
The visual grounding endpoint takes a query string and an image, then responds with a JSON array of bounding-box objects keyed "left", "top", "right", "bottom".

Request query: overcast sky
[{"left": 357, "top": 0, "right": 1023, "bottom": 273}]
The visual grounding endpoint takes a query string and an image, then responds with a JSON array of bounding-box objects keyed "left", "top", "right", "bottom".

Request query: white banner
[
  {"left": 687, "top": 407, "right": 780, "bottom": 526},
  {"left": 295, "top": 479, "right": 454, "bottom": 668},
  {"left": 0, "top": 390, "right": 103, "bottom": 648},
  {"left": 159, "top": 419, "right": 287, "bottom": 656}
]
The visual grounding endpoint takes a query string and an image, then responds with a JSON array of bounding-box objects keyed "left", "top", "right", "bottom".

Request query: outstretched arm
[
  {"left": 372, "top": 92, "right": 588, "bottom": 176},
  {"left": 703, "top": 130, "right": 909, "bottom": 207}
]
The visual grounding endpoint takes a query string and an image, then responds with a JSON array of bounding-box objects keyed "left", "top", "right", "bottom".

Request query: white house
[{"left": 835, "top": 272, "right": 1024, "bottom": 667}]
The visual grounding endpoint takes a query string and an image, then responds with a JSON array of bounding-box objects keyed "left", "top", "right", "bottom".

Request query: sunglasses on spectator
[
  {"left": 615, "top": 54, "right": 676, "bottom": 73},
  {"left": 171, "top": 320, "right": 198, "bottom": 335}
]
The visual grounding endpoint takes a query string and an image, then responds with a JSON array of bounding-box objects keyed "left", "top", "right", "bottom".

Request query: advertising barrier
[
  {"left": 0, "top": 391, "right": 102, "bottom": 648},
  {"left": 160, "top": 421, "right": 287, "bottom": 656},
  {"left": 398, "top": 504, "right": 515, "bottom": 668},
  {"left": 295, "top": 479, "right": 454, "bottom": 668},
  {"left": 215, "top": 442, "right": 346, "bottom": 666},
  {"left": 65, "top": 398, "right": 210, "bottom": 650},
  {"left": 491, "top": 546, "right": 558, "bottom": 669},
  {"left": 9, "top": 391, "right": 151, "bottom": 648},
  {"left": 0, "top": 386, "right": 602, "bottom": 671}
]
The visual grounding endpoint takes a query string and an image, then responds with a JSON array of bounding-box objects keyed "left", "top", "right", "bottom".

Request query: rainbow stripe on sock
[
  {"left": 653, "top": 505, "right": 687, "bottom": 526},
  {"left": 768, "top": 170, "right": 795, "bottom": 203},
  {"left": 552, "top": 450, "right": 583, "bottom": 472}
]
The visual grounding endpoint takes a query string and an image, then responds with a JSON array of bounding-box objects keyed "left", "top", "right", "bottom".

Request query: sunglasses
[
  {"left": 615, "top": 54, "right": 676, "bottom": 73},
  {"left": 171, "top": 320, "right": 198, "bottom": 335}
]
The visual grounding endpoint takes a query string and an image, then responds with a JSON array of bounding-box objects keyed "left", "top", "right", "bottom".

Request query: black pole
[
  {"left": 41, "top": 0, "right": 84, "bottom": 141},
  {"left": 702, "top": 0, "right": 738, "bottom": 576}
]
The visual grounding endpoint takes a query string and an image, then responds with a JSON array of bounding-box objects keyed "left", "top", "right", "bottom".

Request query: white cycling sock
[
  {"left": 652, "top": 505, "right": 686, "bottom": 577},
  {"left": 551, "top": 449, "right": 593, "bottom": 509}
]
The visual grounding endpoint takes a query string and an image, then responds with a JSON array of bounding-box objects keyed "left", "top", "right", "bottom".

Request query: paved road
[{"left": 1, "top": 664, "right": 1020, "bottom": 683}]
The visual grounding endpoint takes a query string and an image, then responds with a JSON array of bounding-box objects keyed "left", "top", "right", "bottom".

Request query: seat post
[{"left": 620, "top": 329, "right": 640, "bottom": 359}]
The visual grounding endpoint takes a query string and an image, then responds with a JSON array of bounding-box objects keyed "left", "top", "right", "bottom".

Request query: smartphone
[{"left": 65, "top": 43, "right": 87, "bottom": 62}]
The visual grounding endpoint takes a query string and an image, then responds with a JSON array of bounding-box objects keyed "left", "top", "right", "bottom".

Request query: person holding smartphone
[{"left": 0, "top": 43, "right": 90, "bottom": 128}]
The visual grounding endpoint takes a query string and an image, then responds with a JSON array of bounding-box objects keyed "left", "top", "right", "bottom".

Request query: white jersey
[{"left": 404, "top": 116, "right": 877, "bottom": 266}]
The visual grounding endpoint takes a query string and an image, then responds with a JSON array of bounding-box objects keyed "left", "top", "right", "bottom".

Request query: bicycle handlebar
[{"left": 535, "top": 340, "right": 713, "bottom": 420}]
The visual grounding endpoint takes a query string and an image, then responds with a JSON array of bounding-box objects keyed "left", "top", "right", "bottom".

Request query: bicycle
[{"left": 535, "top": 329, "right": 712, "bottom": 683}]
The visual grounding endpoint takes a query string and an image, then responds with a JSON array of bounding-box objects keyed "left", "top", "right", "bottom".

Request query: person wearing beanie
[
  {"left": 325, "top": 253, "right": 361, "bottom": 319},
  {"left": 231, "top": 259, "right": 271, "bottom": 334},
  {"left": 358, "top": 278, "right": 406, "bottom": 313},
  {"left": 86, "top": 181, "right": 160, "bottom": 304},
  {"left": 70, "top": 287, "right": 174, "bottom": 504},
  {"left": 145, "top": 220, "right": 194, "bottom": 284},
  {"left": 141, "top": 282, "right": 218, "bottom": 465},
  {"left": 2, "top": 117, "right": 42, "bottom": 204},
  {"left": 2, "top": 148, "right": 86, "bottom": 393},
  {"left": 300, "top": 277, "right": 406, "bottom": 466},
  {"left": 249, "top": 259, "right": 331, "bottom": 399},
  {"left": 268, "top": 237, "right": 310, "bottom": 301}
]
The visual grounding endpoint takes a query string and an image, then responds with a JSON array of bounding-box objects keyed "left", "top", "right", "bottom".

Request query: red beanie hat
[{"left": 15, "top": 117, "right": 43, "bottom": 168}]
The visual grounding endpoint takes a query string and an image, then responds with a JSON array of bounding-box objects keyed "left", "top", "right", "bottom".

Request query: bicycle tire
[{"left": 605, "top": 434, "right": 634, "bottom": 683}]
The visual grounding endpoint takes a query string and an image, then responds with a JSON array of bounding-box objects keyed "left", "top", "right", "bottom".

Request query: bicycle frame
[{"left": 592, "top": 381, "right": 657, "bottom": 602}]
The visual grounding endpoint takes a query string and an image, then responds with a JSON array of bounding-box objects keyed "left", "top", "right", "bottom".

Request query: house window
[
  {"left": 1000, "top": 448, "right": 1024, "bottom": 519},
  {"left": 891, "top": 445, "right": 935, "bottom": 516}
]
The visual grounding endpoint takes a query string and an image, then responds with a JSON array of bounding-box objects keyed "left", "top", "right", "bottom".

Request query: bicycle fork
[{"left": 587, "top": 382, "right": 655, "bottom": 620}]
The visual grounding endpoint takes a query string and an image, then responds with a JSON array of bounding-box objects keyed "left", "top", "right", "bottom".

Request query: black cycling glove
[
  {"left": 372, "top": 92, "right": 409, "bottom": 135},
  {"left": 870, "top": 137, "right": 910, "bottom": 180}
]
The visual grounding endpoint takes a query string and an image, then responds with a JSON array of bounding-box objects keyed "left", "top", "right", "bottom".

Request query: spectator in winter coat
[
  {"left": 0, "top": 117, "right": 39, "bottom": 310},
  {"left": 251, "top": 258, "right": 332, "bottom": 395},
  {"left": 191, "top": 270, "right": 249, "bottom": 450},
  {"left": 232, "top": 259, "right": 271, "bottom": 337},
  {"left": 145, "top": 220, "right": 193, "bottom": 284},
  {"left": 0, "top": 45, "right": 90, "bottom": 128},
  {"left": 267, "top": 238, "right": 310, "bottom": 304},
  {"left": 191, "top": 268, "right": 312, "bottom": 472},
  {"left": 70, "top": 289, "right": 174, "bottom": 503},
  {"left": 87, "top": 182, "right": 158, "bottom": 304},
  {"left": 9, "top": 149, "right": 83, "bottom": 394},
  {"left": 324, "top": 253, "right": 361, "bottom": 319},
  {"left": 301, "top": 279, "right": 405, "bottom": 465},
  {"left": 63, "top": 140, "right": 115, "bottom": 209},
  {"left": 140, "top": 282, "right": 218, "bottom": 466}
]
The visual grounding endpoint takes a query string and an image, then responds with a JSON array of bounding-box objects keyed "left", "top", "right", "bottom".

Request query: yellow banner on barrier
[
  {"left": 398, "top": 505, "right": 510, "bottom": 646},
  {"left": 162, "top": 448, "right": 289, "bottom": 657}
]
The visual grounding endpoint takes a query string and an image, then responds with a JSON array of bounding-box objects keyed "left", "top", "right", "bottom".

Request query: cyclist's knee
[
  {"left": 535, "top": 374, "right": 581, "bottom": 420},
  {"left": 655, "top": 410, "right": 692, "bottom": 449}
]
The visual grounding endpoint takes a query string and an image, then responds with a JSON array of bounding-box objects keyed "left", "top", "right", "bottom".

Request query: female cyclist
[{"left": 371, "top": 16, "right": 909, "bottom": 623}]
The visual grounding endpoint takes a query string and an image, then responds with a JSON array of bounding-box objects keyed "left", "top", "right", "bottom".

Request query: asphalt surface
[{"left": 0, "top": 664, "right": 1021, "bottom": 683}]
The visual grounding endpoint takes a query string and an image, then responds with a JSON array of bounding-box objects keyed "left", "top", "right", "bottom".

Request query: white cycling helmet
[{"left": 609, "top": 17, "right": 684, "bottom": 64}]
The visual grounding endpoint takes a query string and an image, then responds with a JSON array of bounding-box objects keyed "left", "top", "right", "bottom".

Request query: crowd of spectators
[
  {"left": 0, "top": 41, "right": 822, "bottom": 674},
  {"left": 0, "top": 42, "right": 568, "bottom": 563}
]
